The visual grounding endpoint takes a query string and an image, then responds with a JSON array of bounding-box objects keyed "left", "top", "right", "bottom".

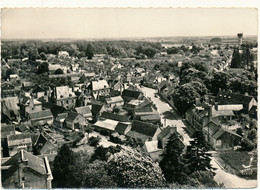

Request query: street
[
  {"left": 138, "top": 86, "right": 192, "bottom": 146},
  {"left": 211, "top": 157, "right": 257, "bottom": 188},
  {"left": 139, "top": 85, "right": 257, "bottom": 188}
]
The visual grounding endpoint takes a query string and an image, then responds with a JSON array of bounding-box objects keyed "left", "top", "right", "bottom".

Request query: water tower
[{"left": 237, "top": 33, "right": 243, "bottom": 45}]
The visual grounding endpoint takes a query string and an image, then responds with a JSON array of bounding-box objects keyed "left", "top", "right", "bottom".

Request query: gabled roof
[
  {"left": 129, "top": 120, "right": 159, "bottom": 137},
  {"left": 1, "top": 125, "right": 15, "bottom": 138},
  {"left": 7, "top": 133, "right": 32, "bottom": 147},
  {"left": 66, "top": 112, "right": 81, "bottom": 122},
  {"left": 122, "top": 89, "right": 142, "bottom": 99},
  {"left": 91, "top": 103, "right": 104, "bottom": 116},
  {"left": 29, "top": 109, "right": 53, "bottom": 120},
  {"left": 115, "top": 122, "right": 130, "bottom": 134},
  {"left": 144, "top": 140, "right": 160, "bottom": 153},
  {"left": 56, "top": 86, "right": 76, "bottom": 100},
  {"left": 75, "top": 106, "right": 92, "bottom": 116},
  {"left": 158, "top": 80, "right": 168, "bottom": 90},
  {"left": 34, "top": 133, "right": 57, "bottom": 153},
  {"left": 101, "top": 111, "right": 129, "bottom": 122},
  {"left": 105, "top": 96, "right": 124, "bottom": 104},
  {"left": 2, "top": 150, "right": 48, "bottom": 182},
  {"left": 51, "top": 104, "right": 66, "bottom": 118},
  {"left": 91, "top": 80, "right": 109, "bottom": 91},
  {"left": 93, "top": 119, "right": 119, "bottom": 131},
  {"left": 140, "top": 114, "right": 160, "bottom": 121}
]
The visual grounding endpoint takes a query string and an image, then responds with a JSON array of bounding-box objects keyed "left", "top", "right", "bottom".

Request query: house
[
  {"left": 6, "top": 133, "right": 32, "bottom": 156},
  {"left": 51, "top": 86, "right": 77, "bottom": 109},
  {"left": 115, "top": 122, "right": 131, "bottom": 135},
  {"left": 134, "top": 107, "right": 160, "bottom": 123},
  {"left": 90, "top": 102, "right": 106, "bottom": 118},
  {"left": 76, "top": 92, "right": 92, "bottom": 107},
  {"left": 75, "top": 106, "right": 93, "bottom": 120},
  {"left": 1, "top": 98, "right": 20, "bottom": 122},
  {"left": 101, "top": 111, "right": 130, "bottom": 122},
  {"left": 216, "top": 90, "right": 257, "bottom": 112},
  {"left": 58, "top": 51, "right": 69, "bottom": 58},
  {"left": 203, "top": 120, "right": 242, "bottom": 150},
  {"left": 185, "top": 101, "right": 236, "bottom": 130},
  {"left": 125, "top": 97, "right": 153, "bottom": 111},
  {"left": 65, "top": 112, "right": 86, "bottom": 130},
  {"left": 104, "top": 96, "right": 124, "bottom": 107},
  {"left": 93, "top": 119, "right": 119, "bottom": 132},
  {"left": 157, "top": 80, "right": 168, "bottom": 93},
  {"left": 142, "top": 140, "right": 163, "bottom": 161},
  {"left": 29, "top": 109, "right": 54, "bottom": 126},
  {"left": 34, "top": 133, "right": 58, "bottom": 155},
  {"left": 144, "top": 73, "right": 165, "bottom": 88},
  {"left": 54, "top": 113, "right": 68, "bottom": 128},
  {"left": 1, "top": 125, "right": 16, "bottom": 157},
  {"left": 1, "top": 150, "right": 53, "bottom": 188},
  {"left": 87, "top": 80, "right": 110, "bottom": 100},
  {"left": 157, "top": 126, "right": 186, "bottom": 150},
  {"left": 126, "top": 120, "right": 161, "bottom": 143},
  {"left": 19, "top": 96, "right": 43, "bottom": 118},
  {"left": 122, "top": 88, "right": 143, "bottom": 102}
]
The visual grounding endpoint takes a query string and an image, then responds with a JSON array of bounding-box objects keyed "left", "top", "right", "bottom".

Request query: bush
[
  {"left": 240, "top": 138, "right": 255, "bottom": 151},
  {"left": 88, "top": 136, "right": 101, "bottom": 147}
]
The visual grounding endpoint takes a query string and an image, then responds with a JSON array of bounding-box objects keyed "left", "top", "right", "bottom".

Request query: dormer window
[
  {"left": 60, "top": 95, "right": 63, "bottom": 98},
  {"left": 69, "top": 94, "right": 72, "bottom": 97}
]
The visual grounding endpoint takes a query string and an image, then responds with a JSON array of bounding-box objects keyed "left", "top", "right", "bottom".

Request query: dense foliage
[{"left": 107, "top": 147, "right": 166, "bottom": 188}]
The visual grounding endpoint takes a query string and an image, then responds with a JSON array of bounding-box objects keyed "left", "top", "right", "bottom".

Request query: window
[
  {"left": 216, "top": 140, "right": 222, "bottom": 146},
  {"left": 66, "top": 100, "right": 69, "bottom": 104}
]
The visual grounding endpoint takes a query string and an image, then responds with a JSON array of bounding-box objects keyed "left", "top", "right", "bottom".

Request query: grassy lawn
[{"left": 219, "top": 150, "right": 257, "bottom": 172}]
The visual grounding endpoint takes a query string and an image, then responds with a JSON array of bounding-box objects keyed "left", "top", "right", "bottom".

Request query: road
[
  {"left": 138, "top": 86, "right": 191, "bottom": 146},
  {"left": 139, "top": 86, "right": 257, "bottom": 188},
  {"left": 211, "top": 157, "right": 257, "bottom": 188}
]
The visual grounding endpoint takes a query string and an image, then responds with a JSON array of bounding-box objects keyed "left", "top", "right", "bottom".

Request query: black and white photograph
[{"left": 0, "top": 7, "right": 258, "bottom": 188}]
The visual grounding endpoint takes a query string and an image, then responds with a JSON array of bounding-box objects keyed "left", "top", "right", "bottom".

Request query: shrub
[
  {"left": 240, "top": 138, "right": 255, "bottom": 151},
  {"left": 88, "top": 136, "right": 101, "bottom": 147}
]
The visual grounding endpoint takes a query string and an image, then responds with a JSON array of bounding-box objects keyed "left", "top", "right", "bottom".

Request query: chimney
[
  {"left": 215, "top": 102, "right": 219, "bottom": 111},
  {"left": 245, "top": 92, "right": 248, "bottom": 96},
  {"left": 30, "top": 97, "right": 34, "bottom": 108},
  {"left": 195, "top": 98, "right": 200, "bottom": 106},
  {"left": 208, "top": 104, "right": 212, "bottom": 121}
]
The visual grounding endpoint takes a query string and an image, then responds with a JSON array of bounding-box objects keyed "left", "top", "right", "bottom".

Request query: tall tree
[
  {"left": 86, "top": 43, "right": 94, "bottom": 59},
  {"left": 52, "top": 144, "right": 76, "bottom": 188},
  {"left": 159, "top": 133, "right": 188, "bottom": 184},
  {"left": 185, "top": 131, "right": 213, "bottom": 175}
]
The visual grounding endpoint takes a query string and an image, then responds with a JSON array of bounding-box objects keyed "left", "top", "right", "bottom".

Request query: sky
[{"left": 1, "top": 8, "right": 258, "bottom": 39}]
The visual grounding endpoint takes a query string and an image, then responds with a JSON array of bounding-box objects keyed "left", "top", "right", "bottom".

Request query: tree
[
  {"left": 143, "top": 47, "right": 157, "bottom": 58},
  {"left": 185, "top": 131, "right": 213, "bottom": 175},
  {"left": 52, "top": 144, "right": 76, "bottom": 188},
  {"left": 210, "top": 71, "right": 230, "bottom": 95},
  {"left": 86, "top": 43, "right": 94, "bottom": 59},
  {"left": 72, "top": 158, "right": 116, "bottom": 188},
  {"left": 55, "top": 68, "right": 64, "bottom": 74},
  {"left": 172, "top": 84, "right": 200, "bottom": 115},
  {"left": 189, "top": 171, "right": 223, "bottom": 188},
  {"left": 37, "top": 62, "right": 49, "bottom": 74},
  {"left": 247, "top": 129, "right": 257, "bottom": 141},
  {"left": 40, "top": 52, "right": 47, "bottom": 60},
  {"left": 88, "top": 136, "right": 101, "bottom": 147},
  {"left": 107, "top": 147, "right": 166, "bottom": 188},
  {"left": 159, "top": 133, "right": 188, "bottom": 184}
]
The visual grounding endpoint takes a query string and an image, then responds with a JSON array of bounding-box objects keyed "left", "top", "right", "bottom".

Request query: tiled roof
[
  {"left": 105, "top": 96, "right": 124, "bottom": 104},
  {"left": 129, "top": 120, "right": 159, "bottom": 137},
  {"left": 2, "top": 150, "right": 48, "bottom": 182},
  {"left": 7, "top": 133, "right": 32, "bottom": 146},
  {"left": 75, "top": 106, "right": 92, "bottom": 116},
  {"left": 66, "top": 112, "right": 80, "bottom": 122},
  {"left": 115, "top": 122, "right": 130, "bottom": 134},
  {"left": 29, "top": 109, "right": 53, "bottom": 120},
  {"left": 140, "top": 114, "right": 160, "bottom": 121},
  {"left": 91, "top": 80, "right": 109, "bottom": 91},
  {"left": 56, "top": 86, "right": 76, "bottom": 100},
  {"left": 122, "top": 89, "right": 142, "bottom": 99},
  {"left": 93, "top": 119, "right": 119, "bottom": 131},
  {"left": 101, "top": 111, "right": 129, "bottom": 122}
]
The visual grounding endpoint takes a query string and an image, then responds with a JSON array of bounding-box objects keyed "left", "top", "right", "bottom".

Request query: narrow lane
[
  {"left": 139, "top": 85, "right": 257, "bottom": 188},
  {"left": 139, "top": 86, "right": 191, "bottom": 145}
]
